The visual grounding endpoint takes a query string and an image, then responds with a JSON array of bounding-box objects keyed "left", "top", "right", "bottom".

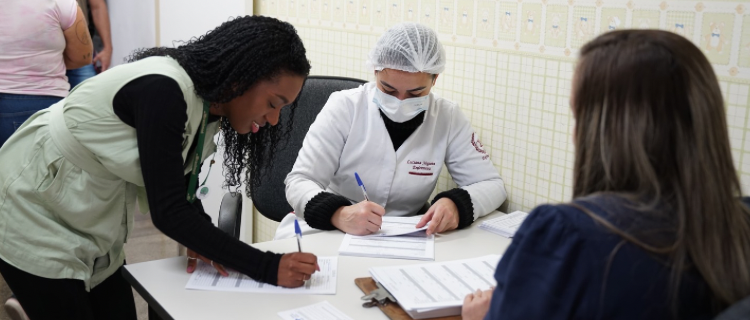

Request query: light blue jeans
[
  {"left": 0, "top": 93, "right": 62, "bottom": 147},
  {"left": 66, "top": 64, "right": 97, "bottom": 89}
]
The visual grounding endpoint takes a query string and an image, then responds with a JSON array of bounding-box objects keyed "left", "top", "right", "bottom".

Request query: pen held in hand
[
  {"left": 294, "top": 218, "right": 303, "bottom": 252},
  {"left": 293, "top": 219, "right": 321, "bottom": 272},
  {"left": 355, "top": 172, "right": 381, "bottom": 230},
  {"left": 355, "top": 172, "right": 370, "bottom": 201}
]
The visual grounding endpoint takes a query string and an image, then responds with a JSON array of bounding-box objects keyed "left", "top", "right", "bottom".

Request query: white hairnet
[{"left": 366, "top": 22, "right": 446, "bottom": 74}]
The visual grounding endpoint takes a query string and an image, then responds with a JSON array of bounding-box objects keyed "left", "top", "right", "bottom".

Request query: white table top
[{"left": 123, "top": 212, "right": 512, "bottom": 320}]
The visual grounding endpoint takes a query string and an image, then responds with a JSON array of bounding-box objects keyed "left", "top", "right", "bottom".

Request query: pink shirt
[{"left": 0, "top": 0, "right": 78, "bottom": 97}]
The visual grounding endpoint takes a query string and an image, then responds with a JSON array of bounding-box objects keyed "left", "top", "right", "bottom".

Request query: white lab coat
[{"left": 285, "top": 82, "right": 506, "bottom": 223}]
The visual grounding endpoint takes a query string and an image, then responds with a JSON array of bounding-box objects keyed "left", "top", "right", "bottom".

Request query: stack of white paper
[
  {"left": 479, "top": 211, "right": 529, "bottom": 238},
  {"left": 338, "top": 216, "right": 435, "bottom": 260},
  {"left": 185, "top": 257, "right": 338, "bottom": 294},
  {"left": 369, "top": 255, "right": 501, "bottom": 319}
]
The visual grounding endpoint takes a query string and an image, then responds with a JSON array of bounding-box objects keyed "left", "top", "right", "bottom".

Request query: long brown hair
[{"left": 571, "top": 30, "right": 750, "bottom": 312}]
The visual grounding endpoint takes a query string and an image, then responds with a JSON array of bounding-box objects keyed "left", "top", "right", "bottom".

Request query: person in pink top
[
  {"left": 0, "top": 0, "right": 92, "bottom": 146},
  {"left": 1, "top": 2, "right": 91, "bottom": 319}
]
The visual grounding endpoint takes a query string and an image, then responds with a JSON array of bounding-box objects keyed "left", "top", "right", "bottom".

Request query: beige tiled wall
[{"left": 252, "top": 0, "right": 750, "bottom": 243}]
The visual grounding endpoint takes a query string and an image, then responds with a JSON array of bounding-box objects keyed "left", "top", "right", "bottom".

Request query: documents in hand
[
  {"left": 369, "top": 255, "right": 501, "bottom": 319},
  {"left": 338, "top": 216, "right": 435, "bottom": 260},
  {"left": 277, "top": 301, "right": 353, "bottom": 320},
  {"left": 479, "top": 210, "right": 529, "bottom": 238},
  {"left": 185, "top": 257, "right": 338, "bottom": 294}
]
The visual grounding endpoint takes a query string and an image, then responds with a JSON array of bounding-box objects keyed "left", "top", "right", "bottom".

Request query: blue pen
[
  {"left": 294, "top": 218, "right": 303, "bottom": 252},
  {"left": 355, "top": 172, "right": 370, "bottom": 201}
]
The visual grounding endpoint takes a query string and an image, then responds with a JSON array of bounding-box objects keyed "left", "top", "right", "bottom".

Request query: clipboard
[{"left": 355, "top": 277, "right": 462, "bottom": 320}]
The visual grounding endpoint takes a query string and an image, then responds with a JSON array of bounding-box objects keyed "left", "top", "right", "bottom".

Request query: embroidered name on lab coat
[
  {"left": 408, "top": 160, "right": 436, "bottom": 176},
  {"left": 472, "top": 132, "right": 489, "bottom": 160}
]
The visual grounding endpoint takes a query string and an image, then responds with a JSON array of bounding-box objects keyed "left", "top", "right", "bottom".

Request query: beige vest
[{"left": 0, "top": 56, "right": 218, "bottom": 290}]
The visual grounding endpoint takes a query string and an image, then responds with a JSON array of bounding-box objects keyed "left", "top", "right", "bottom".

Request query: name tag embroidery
[{"left": 407, "top": 160, "right": 436, "bottom": 176}]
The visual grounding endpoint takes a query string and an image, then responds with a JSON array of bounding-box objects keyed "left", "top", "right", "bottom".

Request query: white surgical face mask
[{"left": 372, "top": 87, "right": 429, "bottom": 123}]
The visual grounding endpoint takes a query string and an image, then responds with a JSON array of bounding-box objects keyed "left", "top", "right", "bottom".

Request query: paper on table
[
  {"left": 367, "top": 216, "right": 428, "bottom": 237},
  {"left": 186, "top": 257, "right": 338, "bottom": 294},
  {"left": 369, "top": 255, "right": 501, "bottom": 311},
  {"left": 478, "top": 211, "right": 528, "bottom": 238},
  {"left": 277, "top": 301, "right": 353, "bottom": 320},
  {"left": 339, "top": 233, "right": 435, "bottom": 260},
  {"left": 338, "top": 215, "right": 435, "bottom": 260}
]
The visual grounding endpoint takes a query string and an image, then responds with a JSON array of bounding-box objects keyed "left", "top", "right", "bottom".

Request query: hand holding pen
[
  {"left": 276, "top": 218, "right": 320, "bottom": 288},
  {"left": 355, "top": 172, "right": 370, "bottom": 201},
  {"left": 330, "top": 172, "right": 386, "bottom": 235}
]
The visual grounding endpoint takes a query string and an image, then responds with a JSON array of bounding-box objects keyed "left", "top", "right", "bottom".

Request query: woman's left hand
[
  {"left": 462, "top": 289, "right": 494, "bottom": 320},
  {"left": 93, "top": 47, "right": 112, "bottom": 72},
  {"left": 186, "top": 248, "right": 229, "bottom": 277},
  {"left": 416, "top": 198, "right": 459, "bottom": 235}
]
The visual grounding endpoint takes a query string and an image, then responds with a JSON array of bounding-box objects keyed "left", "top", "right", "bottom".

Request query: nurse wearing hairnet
[{"left": 284, "top": 23, "right": 506, "bottom": 236}]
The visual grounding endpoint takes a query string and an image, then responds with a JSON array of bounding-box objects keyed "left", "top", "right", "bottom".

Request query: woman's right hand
[
  {"left": 277, "top": 252, "right": 320, "bottom": 288},
  {"left": 331, "top": 201, "right": 386, "bottom": 235}
]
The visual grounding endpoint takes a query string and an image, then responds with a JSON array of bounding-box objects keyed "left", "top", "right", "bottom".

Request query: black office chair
[
  {"left": 714, "top": 295, "right": 750, "bottom": 320},
  {"left": 252, "top": 76, "right": 367, "bottom": 222},
  {"left": 217, "top": 192, "right": 242, "bottom": 238}
]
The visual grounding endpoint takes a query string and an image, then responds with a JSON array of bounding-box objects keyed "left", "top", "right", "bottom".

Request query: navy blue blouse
[{"left": 484, "top": 196, "right": 748, "bottom": 319}]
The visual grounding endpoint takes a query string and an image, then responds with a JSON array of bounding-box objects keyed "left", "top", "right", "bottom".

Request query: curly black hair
[{"left": 128, "top": 15, "right": 311, "bottom": 199}]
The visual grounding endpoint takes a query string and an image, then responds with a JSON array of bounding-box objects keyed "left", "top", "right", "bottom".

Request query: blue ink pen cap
[
  {"left": 294, "top": 219, "right": 302, "bottom": 236},
  {"left": 355, "top": 172, "right": 365, "bottom": 189}
]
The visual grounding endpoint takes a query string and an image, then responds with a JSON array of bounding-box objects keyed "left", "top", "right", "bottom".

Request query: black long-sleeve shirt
[{"left": 112, "top": 75, "right": 281, "bottom": 285}]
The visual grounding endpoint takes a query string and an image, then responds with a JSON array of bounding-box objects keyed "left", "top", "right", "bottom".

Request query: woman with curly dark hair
[{"left": 0, "top": 15, "right": 317, "bottom": 320}]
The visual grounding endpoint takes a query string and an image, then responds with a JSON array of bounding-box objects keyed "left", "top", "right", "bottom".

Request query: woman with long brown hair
[{"left": 463, "top": 30, "right": 750, "bottom": 319}]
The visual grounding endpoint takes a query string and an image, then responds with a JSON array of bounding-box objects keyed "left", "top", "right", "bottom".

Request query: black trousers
[{"left": 0, "top": 257, "right": 137, "bottom": 320}]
